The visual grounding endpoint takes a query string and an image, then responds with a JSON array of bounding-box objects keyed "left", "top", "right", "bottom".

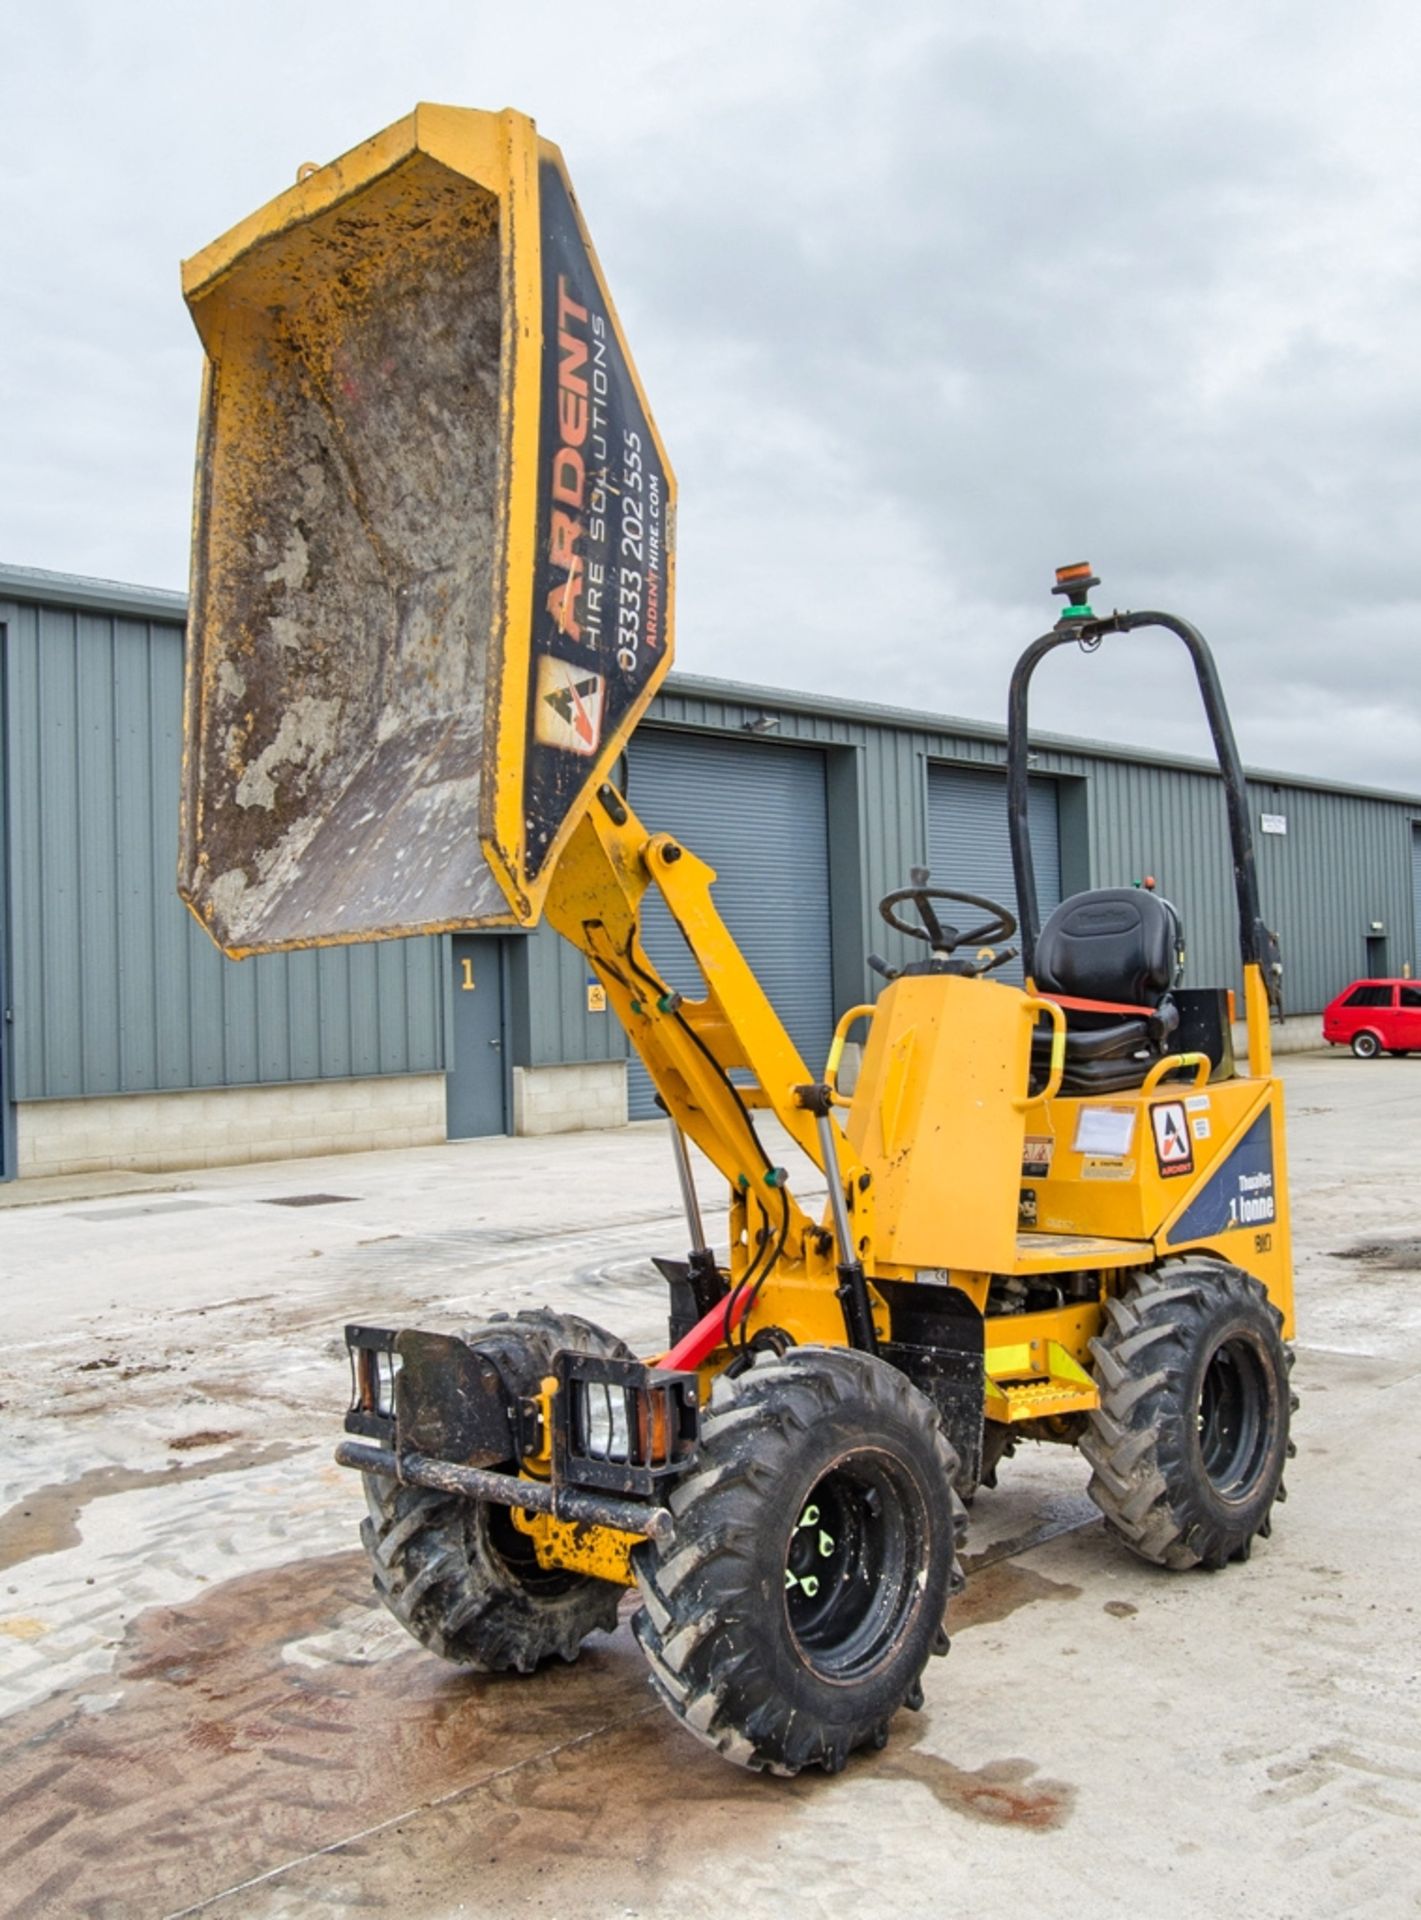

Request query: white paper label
[{"left": 1073, "top": 1107, "right": 1137, "bottom": 1158}]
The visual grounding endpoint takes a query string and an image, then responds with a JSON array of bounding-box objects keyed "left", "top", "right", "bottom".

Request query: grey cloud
[{"left": 2, "top": 0, "right": 1418, "bottom": 789}]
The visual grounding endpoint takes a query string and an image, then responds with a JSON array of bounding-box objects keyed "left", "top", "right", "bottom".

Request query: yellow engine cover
[{"left": 846, "top": 972, "right": 1033, "bottom": 1274}]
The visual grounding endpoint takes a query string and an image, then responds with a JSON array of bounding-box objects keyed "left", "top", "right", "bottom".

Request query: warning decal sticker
[
  {"left": 1022, "top": 1135, "right": 1055, "bottom": 1178},
  {"left": 1151, "top": 1100, "right": 1194, "bottom": 1178}
]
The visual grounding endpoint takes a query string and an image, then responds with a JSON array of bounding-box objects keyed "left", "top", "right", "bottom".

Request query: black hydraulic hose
[
  {"left": 726, "top": 1186, "right": 791, "bottom": 1351},
  {"left": 1006, "top": 609, "right": 1279, "bottom": 995}
]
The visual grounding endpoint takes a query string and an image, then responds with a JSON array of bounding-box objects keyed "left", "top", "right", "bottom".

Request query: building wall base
[
  {"left": 16, "top": 1074, "right": 447, "bottom": 1178},
  {"left": 512, "top": 1063, "right": 628, "bottom": 1135},
  {"left": 1230, "top": 1014, "right": 1325, "bottom": 1059}
]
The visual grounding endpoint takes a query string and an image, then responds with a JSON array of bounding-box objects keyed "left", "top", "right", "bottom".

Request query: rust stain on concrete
[{"left": 872, "top": 1749, "right": 1076, "bottom": 1829}]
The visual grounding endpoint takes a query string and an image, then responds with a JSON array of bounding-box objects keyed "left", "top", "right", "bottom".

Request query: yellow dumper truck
[{"left": 179, "top": 105, "right": 1295, "bottom": 1776}]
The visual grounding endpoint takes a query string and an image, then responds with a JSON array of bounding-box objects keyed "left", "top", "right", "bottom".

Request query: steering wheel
[{"left": 878, "top": 868, "right": 1017, "bottom": 970}]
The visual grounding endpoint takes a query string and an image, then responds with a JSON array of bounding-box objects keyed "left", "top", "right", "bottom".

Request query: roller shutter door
[
  {"left": 625, "top": 730, "right": 834, "bottom": 1120},
  {"left": 1412, "top": 824, "right": 1421, "bottom": 972},
  {"left": 926, "top": 765, "right": 1061, "bottom": 983}
]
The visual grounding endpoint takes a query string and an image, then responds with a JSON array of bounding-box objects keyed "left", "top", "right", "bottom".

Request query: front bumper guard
[{"left": 336, "top": 1324, "right": 698, "bottom": 1546}]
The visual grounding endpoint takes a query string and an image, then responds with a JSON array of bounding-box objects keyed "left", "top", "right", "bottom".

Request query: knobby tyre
[
  {"left": 632, "top": 1345, "right": 966, "bottom": 1776},
  {"left": 1082, "top": 1262, "right": 1296, "bottom": 1571},
  {"left": 361, "top": 1308, "right": 633, "bottom": 1672}
]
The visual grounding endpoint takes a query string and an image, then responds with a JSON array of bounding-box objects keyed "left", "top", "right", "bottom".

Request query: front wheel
[
  {"left": 1082, "top": 1264, "right": 1294, "bottom": 1570},
  {"left": 1352, "top": 1030, "right": 1382, "bottom": 1059},
  {"left": 360, "top": 1308, "right": 633, "bottom": 1672},
  {"left": 632, "top": 1346, "right": 965, "bottom": 1775}
]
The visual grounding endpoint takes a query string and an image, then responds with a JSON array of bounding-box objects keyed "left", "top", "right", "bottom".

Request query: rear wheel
[
  {"left": 632, "top": 1346, "right": 965, "bottom": 1775},
  {"left": 360, "top": 1308, "right": 633, "bottom": 1672},
  {"left": 1082, "top": 1263, "right": 1294, "bottom": 1570},
  {"left": 1352, "top": 1030, "right": 1381, "bottom": 1059}
]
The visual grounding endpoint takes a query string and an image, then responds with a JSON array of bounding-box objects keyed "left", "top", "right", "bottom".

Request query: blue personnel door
[{"left": 446, "top": 937, "right": 508, "bottom": 1137}]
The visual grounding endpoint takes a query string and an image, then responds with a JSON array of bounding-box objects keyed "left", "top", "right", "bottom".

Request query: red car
[{"left": 1321, "top": 979, "right": 1421, "bottom": 1057}]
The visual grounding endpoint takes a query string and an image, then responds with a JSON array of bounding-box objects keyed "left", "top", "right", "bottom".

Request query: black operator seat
[{"left": 1029, "top": 888, "right": 1184, "bottom": 1095}]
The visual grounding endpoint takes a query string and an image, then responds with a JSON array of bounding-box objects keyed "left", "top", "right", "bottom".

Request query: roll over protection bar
[{"left": 1006, "top": 604, "right": 1282, "bottom": 1006}]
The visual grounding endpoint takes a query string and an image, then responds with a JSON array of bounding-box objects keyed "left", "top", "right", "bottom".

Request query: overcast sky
[{"left": 4, "top": 1, "right": 1420, "bottom": 791}]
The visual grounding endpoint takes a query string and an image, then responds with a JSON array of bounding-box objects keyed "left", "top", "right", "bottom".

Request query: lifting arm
[{"left": 541, "top": 783, "right": 865, "bottom": 1297}]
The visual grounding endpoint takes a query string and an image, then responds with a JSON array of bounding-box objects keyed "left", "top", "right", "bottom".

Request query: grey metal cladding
[
  {"left": 644, "top": 678, "right": 1421, "bottom": 1012},
  {"left": 927, "top": 764, "right": 1061, "bottom": 985},
  {"left": 6, "top": 569, "right": 1420, "bottom": 1096},
  {"left": 623, "top": 727, "right": 835, "bottom": 1119},
  {"left": 1, "top": 597, "right": 443, "bottom": 1100}
]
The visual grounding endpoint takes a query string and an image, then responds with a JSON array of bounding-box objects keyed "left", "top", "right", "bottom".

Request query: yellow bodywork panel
[
  {"left": 1020, "top": 1070, "right": 1293, "bottom": 1334},
  {"left": 511, "top": 1506, "right": 640, "bottom": 1586},
  {"left": 846, "top": 973, "right": 1038, "bottom": 1274},
  {"left": 180, "top": 103, "right": 675, "bottom": 955}
]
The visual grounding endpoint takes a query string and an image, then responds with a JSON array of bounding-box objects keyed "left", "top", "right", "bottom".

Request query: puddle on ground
[
  {"left": 962, "top": 1491, "right": 1100, "bottom": 1575},
  {"left": 0, "top": 1443, "right": 299, "bottom": 1572},
  {"left": 0, "top": 1540, "right": 1079, "bottom": 1918},
  {"left": 951, "top": 1559, "right": 1081, "bottom": 1632},
  {"left": 0, "top": 1550, "right": 648, "bottom": 1917}
]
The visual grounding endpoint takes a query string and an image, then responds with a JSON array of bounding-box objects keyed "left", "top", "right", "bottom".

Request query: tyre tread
[
  {"left": 1084, "top": 1260, "right": 1293, "bottom": 1571},
  {"left": 360, "top": 1309, "right": 631, "bottom": 1673},
  {"left": 632, "top": 1345, "right": 965, "bottom": 1776}
]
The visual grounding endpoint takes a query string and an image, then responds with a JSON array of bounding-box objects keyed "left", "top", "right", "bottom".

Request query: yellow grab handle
[
  {"left": 824, "top": 1003, "right": 876, "bottom": 1100},
  {"left": 1017, "top": 996, "right": 1067, "bottom": 1109},
  {"left": 1141, "top": 1051, "right": 1211, "bottom": 1093}
]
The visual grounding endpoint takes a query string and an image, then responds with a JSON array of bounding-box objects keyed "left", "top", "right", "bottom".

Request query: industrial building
[{"left": 2, "top": 562, "right": 1418, "bottom": 1181}]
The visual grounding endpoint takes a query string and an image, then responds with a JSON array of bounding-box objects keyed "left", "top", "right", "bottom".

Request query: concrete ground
[{"left": 0, "top": 1051, "right": 1418, "bottom": 1920}]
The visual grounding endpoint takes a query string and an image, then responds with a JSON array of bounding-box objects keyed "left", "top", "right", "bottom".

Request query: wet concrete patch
[
  {"left": 0, "top": 1444, "right": 299, "bottom": 1572},
  {"left": 176, "top": 1668, "right": 1073, "bottom": 1918},
  {"left": 0, "top": 1539, "right": 1083, "bottom": 1919},
  {"left": 262, "top": 1194, "right": 359, "bottom": 1209},
  {"left": 951, "top": 1559, "right": 1081, "bottom": 1632},
  {"left": 0, "top": 1551, "right": 649, "bottom": 1917},
  {"left": 962, "top": 1490, "right": 1100, "bottom": 1575}
]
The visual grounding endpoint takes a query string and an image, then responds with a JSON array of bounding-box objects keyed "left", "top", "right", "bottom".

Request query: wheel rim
[
  {"left": 782, "top": 1452, "right": 926, "bottom": 1682},
  {"left": 481, "top": 1502, "right": 581, "bottom": 1596},
  {"left": 1196, "top": 1336, "right": 1272, "bottom": 1499}
]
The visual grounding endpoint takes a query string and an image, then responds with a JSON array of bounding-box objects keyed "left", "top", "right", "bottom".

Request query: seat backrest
[{"left": 1033, "top": 888, "right": 1182, "bottom": 1007}]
